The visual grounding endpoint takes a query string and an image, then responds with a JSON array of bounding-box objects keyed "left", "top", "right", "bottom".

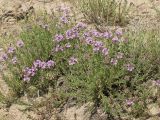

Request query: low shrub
[{"left": 0, "top": 5, "right": 160, "bottom": 119}]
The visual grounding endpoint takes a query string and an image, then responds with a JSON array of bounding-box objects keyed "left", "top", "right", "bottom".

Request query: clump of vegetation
[
  {"left": 0, "top": 5, "right": 160, "bottom": 119},
  {"left": 78, "top": 0, "right": 133, "bottom": 26}
]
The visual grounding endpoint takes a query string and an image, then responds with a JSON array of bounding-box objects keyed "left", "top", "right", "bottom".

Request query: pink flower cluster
[
  {"left": 0, "top": 40, "right": 24, "bottom": 63},
  {"left": 54, "top": 22, "right": 87, "bottom": 43},
  {"left": 83, "top": 30, "right": 112, "bottom": 39},
  {"left": 85, "top": 37, "right": 109, "bottom": 56},
  {"left": 52, "top": 23, "right": 135, "bottom": 72},
  {"left": 23, "top": 60, "right": 55, "bottom": 81}
]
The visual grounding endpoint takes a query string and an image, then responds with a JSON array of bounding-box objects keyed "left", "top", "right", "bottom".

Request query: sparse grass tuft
[{"left": 78, "top": 0, "right": 133, "bottom": 26}]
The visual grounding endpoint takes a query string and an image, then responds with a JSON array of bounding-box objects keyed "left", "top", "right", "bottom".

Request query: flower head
[
  {"left": 28, "top": 67, "right": 36, "bottom": 77},
  {"left": 103, "top": 32, "right": 110, "bottom": 39},
  {"left": 40, "top": 61, "right": 47, "bottom": 69},
  {"left": 16, "top": 40, "right": 24, "bottom": 47},
  {"left": 60, "top": 16, "right": 69, "bottom": 24},
  {"left": 66, "top": 29, "right": 78, "bottom": 39},
  {"left": 111, "top": 58, "right": 118, "bottom": 65},
  {"left": 68, "top": 57, "right": 78, "bottom": 65},
  {"left": 33, "top": 60, "right": 42, "bottom": 68},
  {"left": 115, "top": 28, "right": 123, "bottom": 36},
  {"left": 0, "top": 54, "right": 8, "bottom": 61},
  {"left": 23, "top": 67, "right": 36, "bottom": 77},
  {"left": 46, "top": 60, "right": 55, "bottom": 68},
  {"left": 65, "top": 43, "right": 71, "bottom": 48},
  {"left": 8, "top": 46, "right": 15, "bottom": 53},
  {"left": 55, "top": 34, "right": 64, "bottom": 42},
  {"left": 83, "top": 32, "right": 91, "bottom": 38},
  {"left": 102, "top": 48, "right": 109, "bottom": 56},
  {"left": 55, "top": 45, "right": 64, "bottom": 52},
  {"left": 91, "top": 30, "right": 102, "bottom": 37},
  {"left": 93, "top": 41, "right": 104, "bottom": 52},
  {"left": 12, "top": 56, "right": 17, "bottom": 64},
  {"left": 85, "top": 37, "right": 94, "bottom": 45},
  {"left": 76, "top": 22, "right": 87, "bottom": 29},
  {"left": 112, "top": 36, "right": 119, "bottom": 43},
  {"left": 94, "top": 41, "right": 104, "bottom": 48}
]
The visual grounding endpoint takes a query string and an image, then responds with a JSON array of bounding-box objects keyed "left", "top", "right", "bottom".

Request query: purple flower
[
  {"left": 12, "top": 56, "right": 17, "bottom": 64},
  {"left": 126, "top": 99, "right": 134, "bottom": 106},
  {"left": 60, "top": 16, "right": 69, "bottom": 24},
  {"left": 76, "top": 22, "right": 87, "bottom": 29},
  {"left": 46, "top": 60, "right": 55, "bottom": 68},
  {"left": 68, "top": 57, "right": 78, "bottom": 65},
  {"left": 23, "top": 59, "right": 56, "bottom": 81},
  {"left": 94, "top": 41, "right": 104, "bottom": 48},
  {"left": 117, "top": 52, "right": 124, "bottom": 59},
  {"left": 28, "top": 67, "right": 36, "bottom": 76},
  {"left": 8, "top": 46, "right": 15, "bottom": 53},
  {"left": 66, "top": 29, "right": 72, "bottom": 39},
  {"left": 93, "top": 41, "right": 104, "bottom": 52},
  {"left": 103, "top": 32, "right": 110, "bottom": 39},
  {"left": 0, "top": 54, "right": 8, "bottom": 61},
  {"left": 23, "top": 67, "right": 30, "bottom": 73},
  {"left": 115, "top": 28, "right": 123, "bottom": 36},
  {"left": 91, "top": 30, "right": 102, "bottom": 37},
  {"left": 66, "top": 29, "right": 78, "bottom": 39},
  {"left": 33, "top": 60, "right": 42, "bottom": 68},
  {"left": 55, "top": 45, "right": 64, "bottom": 52},
  {"left": 23, "top": 67, "right": 36, "bottom": 77},
  {"left": 85, "top": 37, "right": 95, "bottom": 45},
  {"left": 112, "top": 36, "right": 119, "bottom": 43},
  {"left": 103, "top": 31, "right": 112, "bottom": 38},
  {"left": 102, "top": 48, "right": 109, "bottom": 56},
  {"left": 40, "top": 61, "right": 47, "bottom": 69},
  {"left": 55, "top": 34, "right": 64, "bottom": 42},
  {"left": 126, "top": 64, "right": 134, "bottom": 72},
  {"left": 83, "top": 32, "right": 91, "bottom": 38},
  {"left": 111, "top": 58, "right": 118, "bottom": 65},
  {"left": 72, "top": 26, "right": 79, "bottom": 32},
  {"left": 65, "top": 43, "right": 71, "bottom": 48},
  {"left": 16, "top": 40, "right": 24, "bottom": 47}
]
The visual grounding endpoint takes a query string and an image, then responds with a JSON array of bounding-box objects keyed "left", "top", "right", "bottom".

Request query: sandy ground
[{"left": 0, "top": 0, "right": 160, "bottom": 120}]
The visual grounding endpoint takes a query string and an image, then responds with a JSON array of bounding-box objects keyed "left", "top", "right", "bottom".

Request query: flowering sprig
[
  {"left": 0, "top": 53, "right": 8, "bottom": 62},
  {"left": 0, "top": 40, "right": 25, "bottom": 63},
  {"left": 7, "top": 46, "right": 15, "bottom": 54},
  {"left": 23, "top": 60, "right": 55, "bottom": 81}
]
